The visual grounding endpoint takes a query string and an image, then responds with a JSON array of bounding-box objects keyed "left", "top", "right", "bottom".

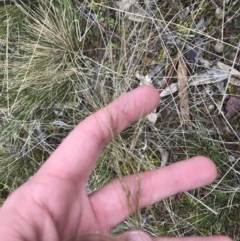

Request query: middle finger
[{"left": 88, "top": 156, "right": 217, "bottom": 231}]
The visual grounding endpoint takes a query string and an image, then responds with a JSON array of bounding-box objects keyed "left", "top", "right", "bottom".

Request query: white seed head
[
  {"left": 215, "top": 7, "right": 225, "bottom": 20},
  {"left": 214, "top": 42, "right": 224, "bottom": 53}
]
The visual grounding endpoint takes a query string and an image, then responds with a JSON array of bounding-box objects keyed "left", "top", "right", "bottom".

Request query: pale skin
[{"left": 0, "top": 86, "right": 231, "bottom": 241}]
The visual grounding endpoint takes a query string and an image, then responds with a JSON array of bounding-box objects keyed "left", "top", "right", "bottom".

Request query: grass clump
[{"left": 0, "top": 0, "right": 240, "bottom": 239}]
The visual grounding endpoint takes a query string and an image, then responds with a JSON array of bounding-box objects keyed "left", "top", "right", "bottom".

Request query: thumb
[
  {"left": 117, "top": 231, "right": 152, "bottom": 241},
  {"left": 116, "top": 231, "right": 232, "bottom": 241}
]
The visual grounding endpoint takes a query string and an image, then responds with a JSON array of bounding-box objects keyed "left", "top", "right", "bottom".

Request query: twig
[
  {"left": 160, "top": 57, "right": 179, "bottom": 90},
  {"left": 177, "top": 56, "right": 191, "bottom": 128}
]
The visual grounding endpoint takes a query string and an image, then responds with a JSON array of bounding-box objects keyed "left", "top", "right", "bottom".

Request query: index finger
[{"left": 38, "top": 86, "right": 160, "bottom": 181}]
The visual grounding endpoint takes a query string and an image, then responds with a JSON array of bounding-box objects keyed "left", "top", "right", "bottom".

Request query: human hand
[{"left": 0, "top": 86, "right": 230, "bottom": 241}]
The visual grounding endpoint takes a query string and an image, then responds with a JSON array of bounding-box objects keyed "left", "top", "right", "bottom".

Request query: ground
[{"left": 0, "top": 0, "right": 240, "bottom": 239}]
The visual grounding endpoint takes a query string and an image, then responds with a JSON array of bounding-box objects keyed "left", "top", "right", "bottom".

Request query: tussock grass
[{"left": 0, "top": 0, "right": 240, "bottom": 239}]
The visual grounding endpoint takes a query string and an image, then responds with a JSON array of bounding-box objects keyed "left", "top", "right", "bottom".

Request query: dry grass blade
[{"left": 177, "top": 56, "right": 191, "bottom": 128}]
